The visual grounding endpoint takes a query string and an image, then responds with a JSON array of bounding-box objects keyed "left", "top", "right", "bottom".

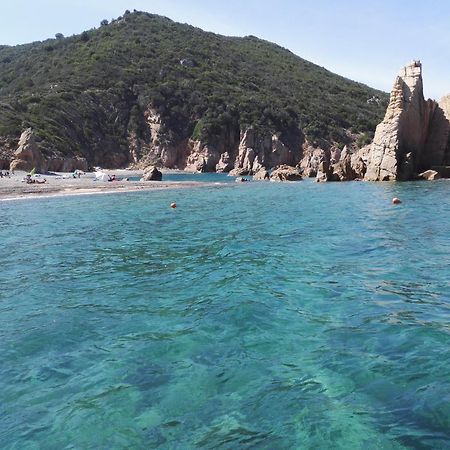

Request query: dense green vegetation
[{"left": 0, "top": 10, "right": 388, "bottom": 162}]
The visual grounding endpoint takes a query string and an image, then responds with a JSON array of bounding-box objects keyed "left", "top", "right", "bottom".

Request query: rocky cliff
[
  {"left": 312, "top": 61, "right": 450, "bottom": 183},
  {"left": 365, "top": 61, "right": 450, "bottom": 181},
  {"left": 9, "top": 129, "right": 87, "bottom": 173},
  {"left": 0, "top": 11, "right": 387, "bottom": 172}
]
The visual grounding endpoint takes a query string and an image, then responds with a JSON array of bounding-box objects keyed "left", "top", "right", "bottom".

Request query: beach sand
[{"left": 0, "top": 169, "right": 215, "bottom": 201}]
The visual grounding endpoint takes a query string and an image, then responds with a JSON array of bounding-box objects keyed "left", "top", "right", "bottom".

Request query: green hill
[{"left": 0, "top": 10, "right": 388, "bottom": 168}]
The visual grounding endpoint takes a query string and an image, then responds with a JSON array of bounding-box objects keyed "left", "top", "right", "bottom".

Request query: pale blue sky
[{"left": 1, "top": 0, "right": 449, "bottom": 99}]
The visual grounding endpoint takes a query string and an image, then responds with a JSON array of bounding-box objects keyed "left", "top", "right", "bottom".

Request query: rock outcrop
[
  {"left": 299, "top": 145, "right": 330, "bottom": 177},
  {"left": 142, "top": 165, "right": 162, "bottom": 181},
  {"left": 253, "top": 168, "right": 270, "bottom": 180},
  {"left": 417, "top": 169, "right": 440, "bottom": 180},
  {"left": 233, "top": 129, "right": 303, "bottom": 175},
  {"left": 365, "top": 61, "right": 450, "bottom": 181},
  {"left": 47, "top": 157, "right": 88, "bottom": 173},
  {"left": 9, "top": 129, "right": 47, "bottom": 173},
  {"left": 270, "top": 165, "right": 302, "bottom": 181}
]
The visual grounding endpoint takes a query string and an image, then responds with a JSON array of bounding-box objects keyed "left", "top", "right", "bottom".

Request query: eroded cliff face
[
  {"left": 8, "top": 129, "right": 88, "bottom": 173},
  {"left": 422, "top": 94, "right": 450, "bottom": 171},
  {"left": 185, "top": 125, "right": 241, "bottom": 173},
  {"left": 231, "top": 129, "right": 304, "bottom": 175},
  {"left": 126, "top": 105, "right": 305, "bottom": 173},
  {"left": 128, "top": 108, "right": 190, "bottom": 169},
  {"left": 365, "top": 61, "right": 450, "bottom": 181}
]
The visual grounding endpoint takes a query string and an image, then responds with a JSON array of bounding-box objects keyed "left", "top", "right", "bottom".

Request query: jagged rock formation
[
  {"left": 253, "top": 168, "right": 270, "bottom": 180},
  {"left": 10, "top": 129, "right": 47, "bottom": 173},
  {"left": 185, "top": 126, "right": 240, "bottom": 173},
  {"left": 299, "top": 145, "right": 329, "bottom": 177},
  {"left": 270, "top": 165, "right": 302, "bottom": 181},
  {"left": 365, "top": 61, "right": 450, "bottom": 181},
  {"left": 9, "top": 128, "right": 88, "bottom": 173},
  {"left": 232, "top": 129, "right": 303, "bottom": 175}
]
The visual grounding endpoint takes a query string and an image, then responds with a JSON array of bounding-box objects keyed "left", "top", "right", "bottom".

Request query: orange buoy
[
  {"left": 170, "top": 202, "right": 177, "bottom": 209},
  {"left": 392, "top": 197, "right": 402, "bottom": 204}
]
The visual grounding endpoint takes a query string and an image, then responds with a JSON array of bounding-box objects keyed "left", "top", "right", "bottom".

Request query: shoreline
[{"left": 0, "top": 170, "right": 230, "bottom": 202}]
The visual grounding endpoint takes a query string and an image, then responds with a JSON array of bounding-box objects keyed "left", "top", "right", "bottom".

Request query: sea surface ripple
[{"left": 0, "top": 179, "right": 449, "bottom": 449}]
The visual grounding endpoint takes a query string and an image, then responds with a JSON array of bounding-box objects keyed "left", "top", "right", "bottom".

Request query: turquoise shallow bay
[{"left": 1, "top": 178, "right": 449, "bottom": 449}]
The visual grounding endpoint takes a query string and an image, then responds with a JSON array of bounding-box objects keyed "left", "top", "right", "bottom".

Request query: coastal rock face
[
  {"left": 312, "top": 144, "right": 368, "bottom": 182},
  {"left": 184, "top": 124, "right": 240, "bottom": 173},
  {"left": 253, "top": 168, "right": 270, "bottom": 180},
  {"left": 143, "top": 165, "right": 162, "bottom": 181},
  {"left": 316, "top": 160, "right": 331, "bottom": 182},
  {"left": 365, "top": 61, "right": 450, "bottom": 181},
  {"left": 299, "top": 145, "right": 330, "bottom": 177},
  {"left": 47, "top": 157, "right": 89, "bottom": 173},
  {"left": 330, "top": 147, "right": 355, "bottom": 181},
  {"left": 233, "top": 129, "right": 303, "bottom": 175},
  {"left": 422, "top": 94, "right": 450, "bottom": 171},
  {"left": 128, "top": 108, "right": 190, "bottom": 169},
  {"left": 270, "top": 165, "right": 302, "bottom": 181},
  {"left": 10, "top": 129, "right": 47, "bottom": 173}
]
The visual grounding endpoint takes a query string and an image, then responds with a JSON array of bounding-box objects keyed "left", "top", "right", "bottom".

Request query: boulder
[
  {"left": 253, "top": 168, "right": 270, "bottom": 180},
  {"left": 142, "top": 166, "right": 162, "bottom": 181},
  {"left": 270, "top": 165, "right": 302, "bottom": 181},
  {"left": 215, "top": 152, "right": 233, "bottom": 173},
  {"left": 417, "top": 169, "right": 441, "bottom": 180},
  {"left": 228, "top": 167, "right": 250, "bottom": 177},
  {"left": 10, "top": 128, "right": 47, "bottom": 173}
]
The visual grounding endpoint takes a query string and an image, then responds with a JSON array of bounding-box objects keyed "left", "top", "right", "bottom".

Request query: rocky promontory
[
  {"left": 311, "top": 61, "right": 450, "bottom": 182},
  {"left": 365, "top": 61, "right": 450, "bottom": 181}
]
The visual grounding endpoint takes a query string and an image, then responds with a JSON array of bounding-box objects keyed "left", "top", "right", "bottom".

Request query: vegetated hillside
[{"left": 0, "top": 10, "right": 388, "bottom": 169}]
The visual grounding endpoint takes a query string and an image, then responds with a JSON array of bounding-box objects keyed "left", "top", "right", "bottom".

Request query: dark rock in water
[
  {"left": 270, "top": 165, "right": 302, "bottom": 181},
  {"left": 143, "top": 166, "right": 162, "bottom": 181},
  {"left": 10, "top": 128, "right": 47, "bottom": 173}
]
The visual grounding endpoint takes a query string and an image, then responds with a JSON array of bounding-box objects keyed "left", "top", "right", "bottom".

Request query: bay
[{"left": 1, "top": 178, "right": 449, "bottom": 449}]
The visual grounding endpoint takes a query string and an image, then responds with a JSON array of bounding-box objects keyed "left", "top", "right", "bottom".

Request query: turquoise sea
[{"left": 1, "top": 178, "right": 449, "bottom": 449}]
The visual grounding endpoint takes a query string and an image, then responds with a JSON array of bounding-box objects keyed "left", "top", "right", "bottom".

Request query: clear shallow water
[
  {"left": 1, "top": 178, "right": 449, "bottom": 449},
  {"left": 130, "top": 172, "right": 237, "bottom": 183}
]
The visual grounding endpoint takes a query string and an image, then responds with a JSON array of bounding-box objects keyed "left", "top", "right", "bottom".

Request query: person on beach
[{"left": 25, "top": 174, "right": 47, "bottom": 184}]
